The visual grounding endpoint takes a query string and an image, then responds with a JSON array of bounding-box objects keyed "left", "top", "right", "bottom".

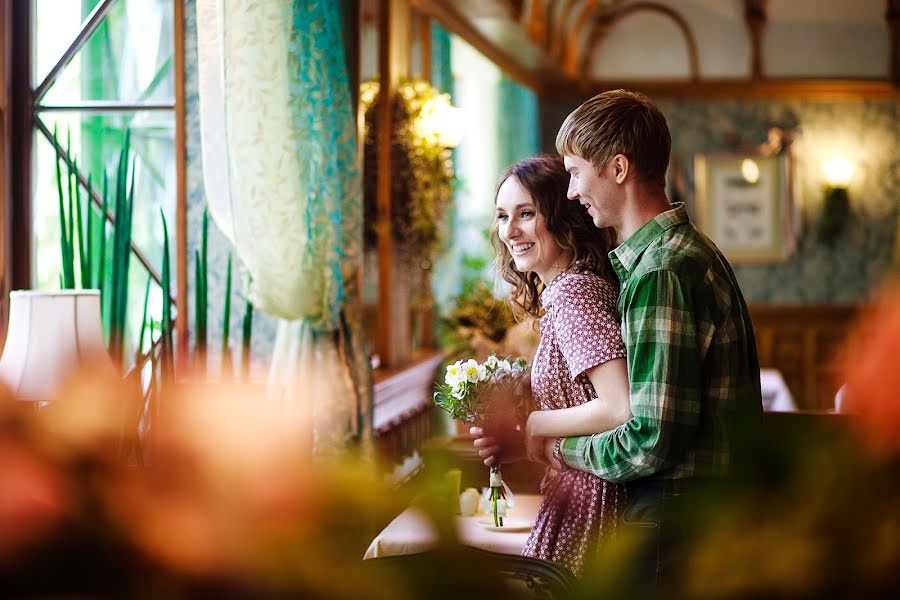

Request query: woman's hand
[{"left": 470, "top": 426, "right": 525, "bottom": 467}]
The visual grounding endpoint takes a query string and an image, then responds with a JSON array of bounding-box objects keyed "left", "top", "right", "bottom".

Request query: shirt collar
[{"left": 610, "top": 203, "right": 689, "bottom": 281}]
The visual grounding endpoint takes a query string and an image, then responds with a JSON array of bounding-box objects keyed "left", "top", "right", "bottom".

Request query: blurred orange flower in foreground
[{"left": 836, "top": 282, "right": 900, "bottom": 456}]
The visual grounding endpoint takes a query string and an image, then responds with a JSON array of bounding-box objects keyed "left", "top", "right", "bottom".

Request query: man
[{"left": 475, "top": 89, "right": 763, "bottom": 585}]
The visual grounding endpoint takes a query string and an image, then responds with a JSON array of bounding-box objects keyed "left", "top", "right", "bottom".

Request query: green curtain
[
  {"left": 496, "top": 74, "right": 540, "bottom": 171},
  {"left": 431, "top": 21, "right": 454, "bottom": 98}
]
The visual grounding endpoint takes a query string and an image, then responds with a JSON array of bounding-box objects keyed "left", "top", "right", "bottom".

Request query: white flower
[
  {"left": 451, "top": 386, "right": 466, "bottom": 400},
  {"left": 463, "top": 359, "right": 480, "bottom": 383},
  {"left": 476, "top": 363, "right": 489, "bottom": 382},
  {"left": 497, "top": 359, "right": 512, "bottom": 373},
  {"left": 484, "top": 355, "right": 499, "bottom": 370},
  {"left": 445, "top": 361, "right": 463, "bottom": 386}
]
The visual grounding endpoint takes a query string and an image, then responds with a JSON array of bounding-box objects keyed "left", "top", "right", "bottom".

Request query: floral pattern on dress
[{"left": 521, "top": 264, "right": 630, "bottom": 577}]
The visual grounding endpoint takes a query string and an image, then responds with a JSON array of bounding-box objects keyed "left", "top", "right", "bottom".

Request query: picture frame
[{"left": 694, "top": 153, "right": 795, "bottom": 263}]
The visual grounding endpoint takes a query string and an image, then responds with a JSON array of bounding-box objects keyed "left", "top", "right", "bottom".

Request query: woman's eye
[
  {"left": 497, "top": 214, "right": 509, "bottom": 222},
  {"left": 521, "top": 210, "right": 535, "bottom": 218}
]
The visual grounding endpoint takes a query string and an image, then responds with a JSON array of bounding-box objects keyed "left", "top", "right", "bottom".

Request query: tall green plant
[
  {"left": 53, "top": 127, "right": 103, "bottom": 294},
  {"left": 159, "top": 209, "right": 175, "bottom": 383},
  {"left": 194, "top": 209, "right": 209, "bottom": 377},
  {"left": 241, "top": 300, "right": 253, "bottom": 380},
  {"left": 221, "top": 254, "right": 233, "bottom": 377},
  {"left": 54, "top": 125, "right": 76, "bottom": 289},
  {"left": 107, "top": 131, "right": 135, "bottom": 364}
]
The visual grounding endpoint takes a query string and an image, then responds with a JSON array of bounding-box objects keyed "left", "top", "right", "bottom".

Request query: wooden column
[
  {"left": 420, "top": 12, "right": 432, "bottom": 81},
  {"left": 0, "top": 0, "right": 10, "bottom": 344},
  {"left": 888, "top": 0, "right": 900, "bottom": 84},
  {"left": 9, "top": 0, "right": 31, "bottom": 292},
  {"left": 744, "top": 0, "right": 767, "bottom": 80},
  {"left": 174, "top": 0, "right": 188, "bottom": 374},
  {"left": 376, "top": 0, "right": 411, "bottom": 367}
]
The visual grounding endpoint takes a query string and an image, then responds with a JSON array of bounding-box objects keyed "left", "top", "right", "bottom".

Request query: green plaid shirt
[{"left": 560, "top": 204, "right": 763, "bottom": 482}]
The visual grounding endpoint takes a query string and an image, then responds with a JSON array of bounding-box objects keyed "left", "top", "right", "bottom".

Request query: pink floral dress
[{"left": 521, "top": 264, "right": 630, "bottom": 576}]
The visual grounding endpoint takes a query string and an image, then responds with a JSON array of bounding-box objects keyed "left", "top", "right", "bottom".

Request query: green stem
[{"left": 241, "top": 300, "right": 253, "bottom": 380}]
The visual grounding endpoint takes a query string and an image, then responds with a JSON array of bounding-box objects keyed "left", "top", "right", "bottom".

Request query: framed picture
[{"left": 694, "top": 153, "right": 794, "bottom": 263}]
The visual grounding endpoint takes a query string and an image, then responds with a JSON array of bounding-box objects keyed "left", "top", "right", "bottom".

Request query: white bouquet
[{"left": 433, "top": 354, "right": 530, "bottom": 527}]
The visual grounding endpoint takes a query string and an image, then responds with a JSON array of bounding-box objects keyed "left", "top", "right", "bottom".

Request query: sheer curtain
[{"left": 195, "top": 0, "right": 370, "bottom": 459}]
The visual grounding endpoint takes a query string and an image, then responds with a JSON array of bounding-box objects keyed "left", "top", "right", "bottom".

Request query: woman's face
[{"left": 495, "top": 177, "right": 571, "bottom": 284}]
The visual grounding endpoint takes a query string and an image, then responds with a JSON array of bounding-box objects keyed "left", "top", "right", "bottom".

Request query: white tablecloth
[
  {"left": 760, "top": 368, "right": 796, "bottom": 411},
  {"left": 364, "top": 494, "right": 542, "bottom": 559}
]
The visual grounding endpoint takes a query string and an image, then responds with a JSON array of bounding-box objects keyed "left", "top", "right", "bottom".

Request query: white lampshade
[{"left": 0, "top": 290, "right": 109, "bottom": 402}]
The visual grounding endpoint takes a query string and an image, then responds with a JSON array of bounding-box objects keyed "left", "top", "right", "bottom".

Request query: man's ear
[{"left": 613, "top": 154, "right": 629, "bottom": 184}]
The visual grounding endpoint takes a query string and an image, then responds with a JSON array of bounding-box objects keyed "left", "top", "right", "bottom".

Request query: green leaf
[
  {"left": 54, "top": 124, "right": 73, "bottom": 289},
  {"left": 221, "top": 254, "right": 233, "bottom": 376},
  {"left": 241, "top": 300, "right": 253, "bottom": 380}
]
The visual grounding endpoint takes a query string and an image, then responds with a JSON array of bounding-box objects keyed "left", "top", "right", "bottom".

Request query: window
[{"left": 16, "top": 0, "right": 183, "bottom": 365}]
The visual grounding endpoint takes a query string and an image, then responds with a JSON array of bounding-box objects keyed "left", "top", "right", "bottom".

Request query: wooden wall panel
[{"left": 750, "top": 304, "right": 857, "bottom": 410}]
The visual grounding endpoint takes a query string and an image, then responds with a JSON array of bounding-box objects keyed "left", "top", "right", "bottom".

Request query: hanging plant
[{"left": 360, "top": 78, "right": 457, "bottom": 262}]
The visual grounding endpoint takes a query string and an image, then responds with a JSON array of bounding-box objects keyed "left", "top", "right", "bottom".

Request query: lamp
[
  {"left": 0, "top": 290, "right": 110, "bottom": 403},
  {"left": 414, "top": 94, "right": 464, "bottom": 148},
  {"left": 818, "top": 156, "right": 855, "bottom": 244}
]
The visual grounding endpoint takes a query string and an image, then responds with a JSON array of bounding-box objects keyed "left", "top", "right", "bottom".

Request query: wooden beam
[
  {"left": 541, "top": 78, "right": 900, "bottom": 102},
  {"left": 744, "top": 0, "right": 767, "bottom": 80},
  {"left": 581, "top": 2, "right": 699, "bottom": 82},
  {"left": 375, "top": 0, "right": 412, "bottom": 367},
  {"left": 174, "top": 0, "right": 188, "bottom": 373},
  {"left": 410, "top": 0, "right": 544, "bottom": 92}
]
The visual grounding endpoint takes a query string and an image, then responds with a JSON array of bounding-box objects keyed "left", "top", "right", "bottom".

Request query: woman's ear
[{"left": 613, "top": 154, "right": 630, "bottom": 184}]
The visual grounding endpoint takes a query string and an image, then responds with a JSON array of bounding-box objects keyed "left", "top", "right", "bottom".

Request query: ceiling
[{"left": 405, "top": 0, "right": 899, "bottom": 98}]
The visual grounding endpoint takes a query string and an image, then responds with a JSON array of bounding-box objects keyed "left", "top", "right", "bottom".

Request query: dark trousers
[{"left": 620, "top": 479, "right": 693, "bottom": 596}]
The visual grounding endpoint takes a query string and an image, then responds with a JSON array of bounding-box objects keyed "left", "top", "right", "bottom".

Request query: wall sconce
[
  {"left": 817, "top": 156, "right": 855, "bottom": 244},
  {"left": 740, "top": 158, "right": 760, "bottom": 184}
]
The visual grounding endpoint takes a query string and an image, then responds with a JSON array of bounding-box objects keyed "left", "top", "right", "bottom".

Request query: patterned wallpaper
[
  {"left": 184, "top": 0, "right": 278, "bottom": 375},
  {"left": 540, "top": 97, "right": 900, "bottom": 304}
]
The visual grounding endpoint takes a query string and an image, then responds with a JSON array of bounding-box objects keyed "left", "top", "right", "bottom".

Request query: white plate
[{"left": 476, "top": 517, "right": 533, "bottom": 532}]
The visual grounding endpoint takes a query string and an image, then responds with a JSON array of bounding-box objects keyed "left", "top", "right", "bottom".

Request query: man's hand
[
  {"left": 470, "top": 426, "right": 525, "bottom": 467},
  {"left": 544, "top": 437, "right": 567, "bottom": 472}
]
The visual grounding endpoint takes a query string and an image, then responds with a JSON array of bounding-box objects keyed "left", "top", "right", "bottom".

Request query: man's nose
[{"left": 566, "top": 180, "right": 578, "bottom": 200}]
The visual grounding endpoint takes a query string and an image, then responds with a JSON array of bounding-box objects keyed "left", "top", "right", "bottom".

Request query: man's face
[{"left": 563, "top": 154, "right": 620, "bottom": 230}]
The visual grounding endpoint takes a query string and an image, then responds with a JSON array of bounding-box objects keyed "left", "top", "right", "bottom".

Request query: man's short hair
[{"left": 555, "top": 89, "right": 671, "bottom": 188}]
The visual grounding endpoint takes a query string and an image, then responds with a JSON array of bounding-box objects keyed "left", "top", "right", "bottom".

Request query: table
[{"left": 364, "top": 494, "right": 542, "bottom": 559}]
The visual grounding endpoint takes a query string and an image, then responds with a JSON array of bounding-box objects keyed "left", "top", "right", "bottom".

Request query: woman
[{"left": 476, "top": 155, "right": 632, "bottom": 576}]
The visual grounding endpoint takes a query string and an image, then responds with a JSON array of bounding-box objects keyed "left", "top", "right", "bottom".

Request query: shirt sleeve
[
  {"left": 552, "top": 275, "right": 626, "bottom": 381},
  {"left": 560, "top": 268, "right": 703, "bottom": 482}
]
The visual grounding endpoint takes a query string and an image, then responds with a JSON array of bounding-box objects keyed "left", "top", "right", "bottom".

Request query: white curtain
[{"left": 195, "top": 0, "right": 370, "bottom": 458}]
